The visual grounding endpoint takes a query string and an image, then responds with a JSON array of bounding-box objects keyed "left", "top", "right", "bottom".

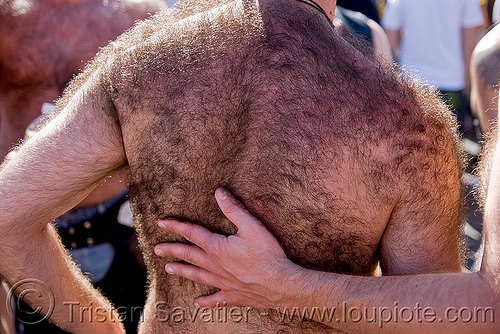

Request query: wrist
[{"left": 273, "top": 263, "right": 328, "bottom": 310}]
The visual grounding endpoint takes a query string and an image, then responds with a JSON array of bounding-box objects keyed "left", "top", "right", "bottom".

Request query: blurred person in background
[
  {"left": 480, "top": 0, "right": 496, "bottom": 28},
  {"left": 0, "top": 0, "right": 164, "bottom": 332},
  {"left": 337, "top": 0, "right": 381, "bottom": 23},
  {"left": 382, "top": 0, "right": 484, "bottom": 140},
  {"left": 382, "top": 0, "right": 486, "bottom": 271},
  {"left": 335, "top": 5, "right": 392, "bottom": 65}
]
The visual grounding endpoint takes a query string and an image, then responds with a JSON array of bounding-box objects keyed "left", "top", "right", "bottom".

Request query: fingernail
[
  {"left": 166, "top": 266, "right": 174, "bottom": 274},
  {"left": 158, "top": 221, "right": 166, "bottom": 229},
  {"left": 155, "top": 247, "right": 165, "bottom": 256},
  {"left": 216, "top": 188, "right": 228, "bottom": 200},
  {"left": 194, "top": 302, "right": 200, "bottom": 308}
]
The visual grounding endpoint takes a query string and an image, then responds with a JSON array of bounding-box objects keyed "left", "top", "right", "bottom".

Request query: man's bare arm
[
  {"left": 470, "top": 24, "right": 500, "bottom": 133},
  {"left": 155, "top": 185, "right": 498, "bottom": 332},
  {"left": 376, "top": 111, "right": 465, "bottom": 276},
  {"left": 384, "top": 28, "right": 401, "bottom": 59},
  {"left": 153, "top": 105, "right": 498, "bottom": 332},
  {"left": 463, "top": 25, "right": 484, "bottom": 94},
  {"left": 0, "top": 85, "right": 127, "bottom": 333},
  {"left": 366, "top": 18, "right": 393, "bottom": 66}
]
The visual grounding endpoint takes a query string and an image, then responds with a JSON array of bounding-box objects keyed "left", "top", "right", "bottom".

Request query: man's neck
[{"left": 314, "top": 0, "right": 336, "bottom": 21}]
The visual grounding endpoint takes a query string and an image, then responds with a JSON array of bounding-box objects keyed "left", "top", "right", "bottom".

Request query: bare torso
[
  {"left": 0, "top": 0, "right": 164, "bottom": 205},
  {"left": 69, "top": 0, "right": 463, "bottom": 332}
]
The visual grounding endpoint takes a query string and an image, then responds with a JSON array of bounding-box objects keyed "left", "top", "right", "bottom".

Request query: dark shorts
[{"left": 440, "top": 89, "right": 478, "bottom": 140}]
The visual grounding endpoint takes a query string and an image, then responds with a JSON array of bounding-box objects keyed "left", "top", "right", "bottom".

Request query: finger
[
  {"left": 195, "top": 291, "right": 264, "bottom": 309},
  {"left": 215, "top": 188, "right": 264, "bottom": 231},
  {"left": 155, "top": 243, "right": 211, "bottom": 270},
  {"left": 194, "top": 290, "right": 236, "bottom": 308},
  {"left": 158, "top": 219, "right": 221, "bottom": 250},
  {"left": 165, "top": 262, "right": 221, "bottom": 288}
]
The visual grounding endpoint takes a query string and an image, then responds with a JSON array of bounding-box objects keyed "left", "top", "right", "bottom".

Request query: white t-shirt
[
  {"left": 382, "top": 0, "right": 484, "bottom": 90},
  {"left": 165, "top": 0, "right": 177, "bottom": 7}
]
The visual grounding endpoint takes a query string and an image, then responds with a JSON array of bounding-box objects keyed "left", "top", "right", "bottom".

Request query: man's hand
[{"left": 155, "top": 188, "right": 305, "bottom": 309}]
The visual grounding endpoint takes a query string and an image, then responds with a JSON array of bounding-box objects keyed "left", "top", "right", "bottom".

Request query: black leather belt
[{"left": 56, "top": 193, "right": 130, "bottom": 249}]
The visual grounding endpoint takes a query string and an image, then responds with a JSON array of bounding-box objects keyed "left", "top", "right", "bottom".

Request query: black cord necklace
[{"left": 295, "top": 0, "right": 335, "bottom": 28}]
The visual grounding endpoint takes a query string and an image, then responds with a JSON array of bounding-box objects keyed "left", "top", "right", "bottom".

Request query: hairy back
[
  {"left": 0, "top": 0, "right": 165, "bottom": 158},
  {"left": 68, "top": 0, "right": 463, "bottom": 331},
  {"left": 0, "top": 0, "right": 164, "bottom": 93}
]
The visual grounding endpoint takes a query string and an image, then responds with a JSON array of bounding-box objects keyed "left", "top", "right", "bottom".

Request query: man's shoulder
[{"left": 392, "top": 84, "right": 464, "bottom": 183}]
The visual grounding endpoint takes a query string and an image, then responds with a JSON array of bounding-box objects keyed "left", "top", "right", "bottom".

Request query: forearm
[
  {"left": 283, "top": 117, "right": 499, "bottom": 332},
  {"left": 0, "top": 222, "right": 124, "bottom": 333},
  {"left": 463, "top": 26, "right": 483, "bottom": 93},
  {"left": 0, "top": 280, "right": 15, "bottom": 334},
  {"left": 157, "top": 189, "right": 498, "bottom": 332},
  {"left": 281, "top": 268, "right": 498, "bottom": 333}
]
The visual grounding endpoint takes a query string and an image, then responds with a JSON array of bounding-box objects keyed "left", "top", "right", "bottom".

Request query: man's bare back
[
  {"left": 55, "top": 0, "right": 464, "bottom": 331},
  {"left": 0, "top": 0, "right": 164, "bottom": 210},
  {"left": 0, "top": 0, "right": 464, "bottom": 333}
]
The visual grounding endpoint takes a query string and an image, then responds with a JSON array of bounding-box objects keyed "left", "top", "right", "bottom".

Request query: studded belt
[{"left": 54, "top": 191, "right": 130, "bottom": 249}]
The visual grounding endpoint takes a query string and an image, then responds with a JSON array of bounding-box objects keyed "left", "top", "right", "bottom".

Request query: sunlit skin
[
  {"left": 153, "top": 2, "right": 497, "bottom": 333},
  {"left": 0, "top": 0, "right": 164, "bottom": 333},
  {"left": 470, "top": 24, "right": 500, "bottom": 133},
  {"left": 155, "top": 100, "right": 500, "bottom": 334},
  {"left": 0, "top": 0, "right": 466, "bottom": 332}
]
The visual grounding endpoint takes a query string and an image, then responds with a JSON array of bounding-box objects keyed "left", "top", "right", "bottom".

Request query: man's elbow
[{"left": 0, "top": 211, "right": 49, "bottom": 250}]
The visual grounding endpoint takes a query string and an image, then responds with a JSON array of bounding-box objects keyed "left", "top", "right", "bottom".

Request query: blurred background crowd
[{"left": 0, "top": 0, "right": 498, "bottom": 333}]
